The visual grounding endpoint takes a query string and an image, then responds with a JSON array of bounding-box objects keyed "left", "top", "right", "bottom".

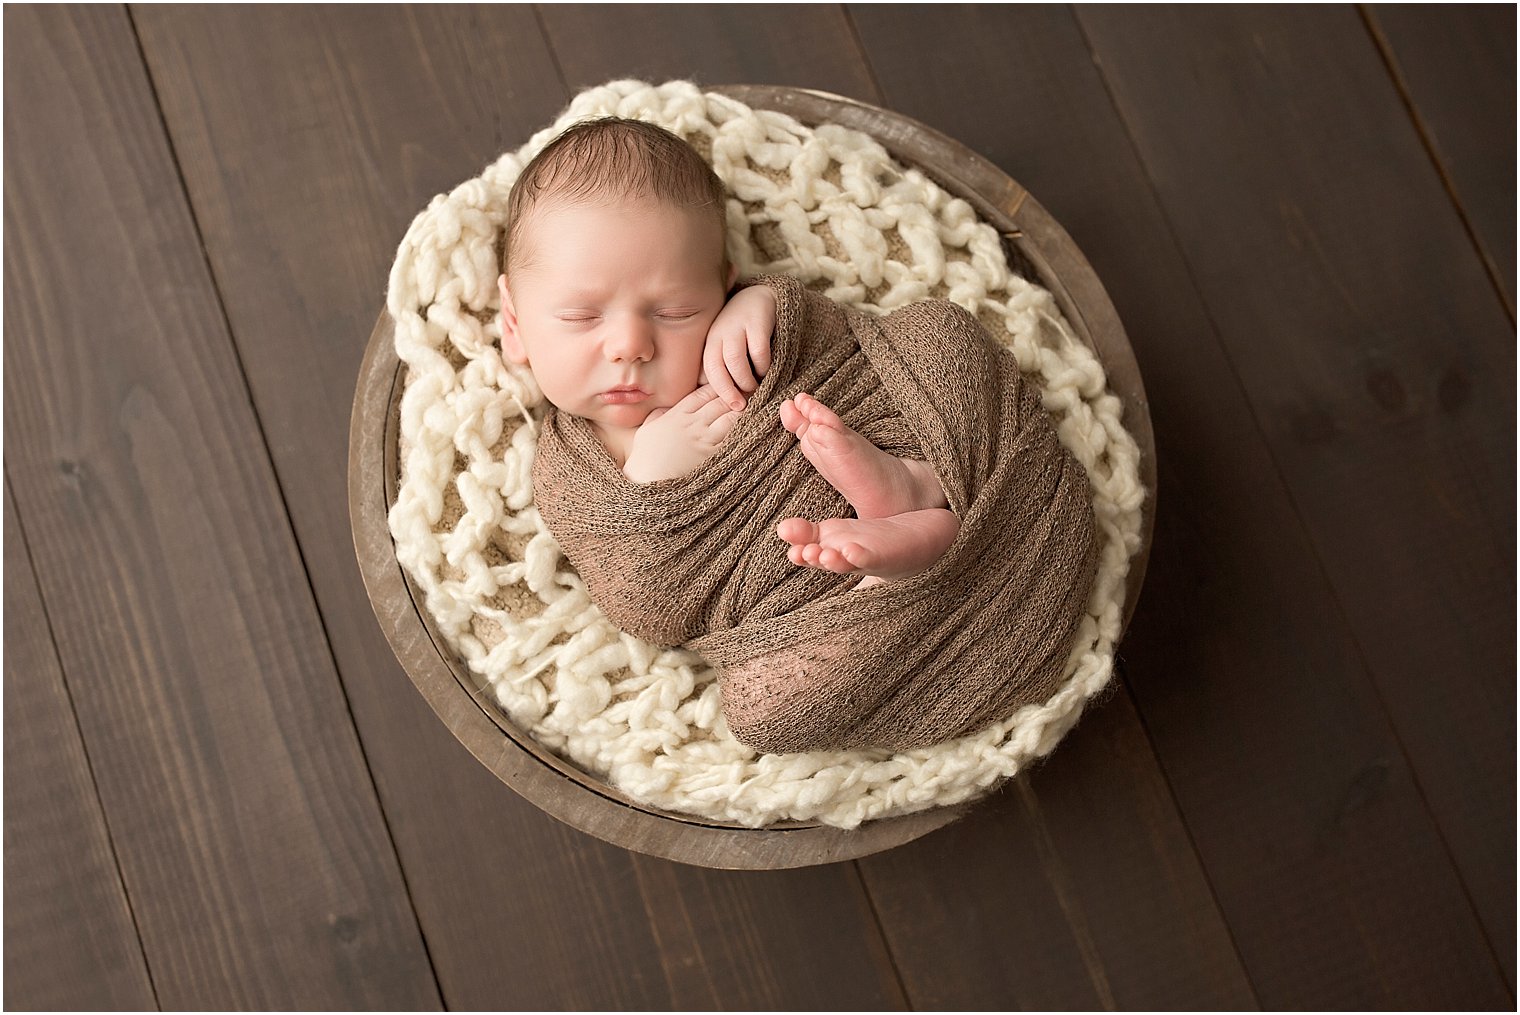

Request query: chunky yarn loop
[{"left": 385, "top": 80, "right": 1146, "bottom": 829}]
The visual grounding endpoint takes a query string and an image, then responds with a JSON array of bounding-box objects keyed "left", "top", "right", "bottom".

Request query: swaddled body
[{"left": 534, "top": 274, "right": 1101, "bottom": 754}]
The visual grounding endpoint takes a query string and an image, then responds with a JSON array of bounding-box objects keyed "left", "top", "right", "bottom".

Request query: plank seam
[
  {"left": 530, "top": 3, "right": 575, "bottom": 102},
  {"left": 121, "top": 7, "right": 447, "bottom": 1007},
  {"left": 840, "top": 4, "right": 889, "bottom": 107},
  {"left": 1069, "top": 7, "right": 1513, "bottom": 1002},
  {"left": 3, "top": 469, "right": 163, "bottom": 1011},
  {"left": 1108, "top": 659, "right": 1259, "bottom": 1008},
  {"left": 850, "top": 859, "right": 915, "bottom": 1011},
  {"left": 1013, "top": 779, "right": 1118, "bottom": 1008},
  {"left": 1357, "top": 4, "right": 1516, "bottom": 327}
]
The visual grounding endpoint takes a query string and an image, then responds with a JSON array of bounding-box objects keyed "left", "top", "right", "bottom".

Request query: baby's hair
[{"left": 501, "top": 116, "right": 730, "bottom": 281}]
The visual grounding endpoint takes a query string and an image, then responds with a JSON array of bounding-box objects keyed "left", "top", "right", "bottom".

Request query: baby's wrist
[
  {"left": 739, "top": 284, "right": 775, "bottom": 313},
  {"left": 621, "top": 454, "right": 654, "bottom": 484},
  {"left": 720, "top": 282, "right": 773, "bottom": 316},
  {"left": 622, "top": 449, "right": 678, "bottom": 485}
]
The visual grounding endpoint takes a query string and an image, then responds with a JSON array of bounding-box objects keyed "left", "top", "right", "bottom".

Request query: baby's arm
[
  {"left": 701, "top": 285, "right": 775, "bottom": 411},
  {"left": 621, "top": 385, "right": 740, "bottom": 484}
]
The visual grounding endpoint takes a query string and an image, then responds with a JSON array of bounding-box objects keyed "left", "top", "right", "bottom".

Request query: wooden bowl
[{"left": 348, "top": 86, "right": 1156, "bottom": 870}]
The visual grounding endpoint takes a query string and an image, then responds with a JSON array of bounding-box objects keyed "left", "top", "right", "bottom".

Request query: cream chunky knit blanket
[
  {"left": 386, "top": 80, "right": 1145, "bottom": 828},
  {"left": 533, "top": 274, "right": 1100, "bottom": 755}
]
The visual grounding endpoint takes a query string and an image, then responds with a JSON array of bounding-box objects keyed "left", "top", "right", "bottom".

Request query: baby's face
[{"left": 499, "top": 197, "right": 730, "bottom": 438}]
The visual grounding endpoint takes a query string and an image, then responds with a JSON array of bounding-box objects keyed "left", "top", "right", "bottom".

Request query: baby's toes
[
  {"left": 779, "top": 397, "right": 802, "bottom": 435},
  {"left": 838, "top": 541, "right": 877, "bottom": 571},
  {"left": 797, "top": 392, "right": 845, "bottom": 430},
  {"left": 776, "top": 517, "right": 819, "bottom": 546},
  {"left": 818, "top": 547, "right": 857, "bottom": 574}
]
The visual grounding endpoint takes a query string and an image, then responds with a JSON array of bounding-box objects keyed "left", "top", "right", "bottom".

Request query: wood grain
[
  {"left": 539, "top": 3, "right": 878, "bottom": 99},
  {"left": 3, "top": 6, "right": 437, "bottom": 1008},
  {"left": 860, "top": 674, "right": 1256, "bottom": 1009},
  {"left": 624, "top": 856, "right": 906, "bottom": 1009},
  {"left": 3, "top": 479, "right": 158, "bottom": 1010},
  {"left": 1075, "top": 5, "right": 1514, "bottom": 998},
  {"left": 135, "top": 5, "right": 905, "bottom": 1007},
  {"left": 1366, "top": 4, "right": 1516, "bottom": 312}
]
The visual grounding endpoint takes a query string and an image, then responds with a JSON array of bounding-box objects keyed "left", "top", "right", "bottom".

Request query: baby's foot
[
  {"left": 777, "top": 509, "right": 961, "bottom": 583},
  {"left": 780, "top": 392, "right": 946, "bottom": 519}
]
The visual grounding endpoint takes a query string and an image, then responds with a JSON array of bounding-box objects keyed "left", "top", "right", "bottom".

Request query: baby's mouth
[{"left": 599, "top": 385, "right": 649, "bottom": 403}]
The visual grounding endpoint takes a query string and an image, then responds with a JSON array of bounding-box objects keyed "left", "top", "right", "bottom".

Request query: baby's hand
[
  {"left": 700, "top": 285, "right": 775, "bottom": 412},
  {"left": 622, "top": 385, "right": 741, "bottom": 484}
]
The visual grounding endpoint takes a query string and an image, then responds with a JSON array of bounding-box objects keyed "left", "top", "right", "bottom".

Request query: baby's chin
[{"left": 590, "top": 402, "right": 655, "bottom": 430}]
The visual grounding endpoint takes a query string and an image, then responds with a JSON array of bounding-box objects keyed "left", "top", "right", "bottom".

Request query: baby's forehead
[{"left": 512, "top": 192, "right": 724, "bottom": 268}]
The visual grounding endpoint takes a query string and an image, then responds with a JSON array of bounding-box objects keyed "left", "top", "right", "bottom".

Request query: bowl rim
[{"left": 347, "top": 84, "right": 1155, "bottom": 870}]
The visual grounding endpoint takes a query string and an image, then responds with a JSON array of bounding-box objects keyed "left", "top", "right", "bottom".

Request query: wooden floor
[{"left": 5, "top": 5, "right": 1514, "bottom": 1010}]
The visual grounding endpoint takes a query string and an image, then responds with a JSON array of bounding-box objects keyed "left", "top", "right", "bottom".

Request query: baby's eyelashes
[{"left": 554, "top": 310, "right": 700, "bottom": 323}]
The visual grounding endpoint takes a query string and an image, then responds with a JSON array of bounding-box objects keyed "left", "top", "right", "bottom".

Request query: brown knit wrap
[{"left": 531, "top": 275, "right": 1099, "bottom": 755}]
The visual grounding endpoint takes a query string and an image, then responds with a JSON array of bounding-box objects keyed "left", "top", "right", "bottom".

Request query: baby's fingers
[
  {"left": 696, "top": 392, "right": 740, "bottom": 425},
  {"left": 706, "top": 408, "right": 740, "bottom": 439},
  {"left": 722, "top": 335, "right": 760, "bottom": 396},
  {"left": 703, "top": 344, "right": 746, "bottom": 412},
  {"left": 748, "top": 327, "right": 772, "bottom": 380},
  {"left": 673, "top": 384, "right": 721, "bottom": 413}
]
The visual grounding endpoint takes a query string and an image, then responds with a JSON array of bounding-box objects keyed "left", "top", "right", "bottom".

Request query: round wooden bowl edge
[{"left": 347, "top": 85, "right": 1156, "bottom": 869}]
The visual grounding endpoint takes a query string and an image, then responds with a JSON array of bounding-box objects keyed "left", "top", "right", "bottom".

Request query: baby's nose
[{"left": 605, "top": 315, "right": 656, "bottom": 361}]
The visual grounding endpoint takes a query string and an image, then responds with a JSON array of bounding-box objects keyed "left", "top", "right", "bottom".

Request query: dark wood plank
[
  {"left": 853, "top": 4, "right": 1512, "bottom": 1005},
  {"left": 861, "top": 678, "right": 1256, "bottom": 1009},
  {"left": 625, "top": 857, "right": 905, "bottom": 1009},
  {"left": 1073, "top": 5, "right": 1515, "bottom": 996},
  {"left": 1366, "top": 4, "right": 1516, "bottom": 311},
  {"left": 539, "top": 3, "right": 877, "bottom": 99},
  {"left": 134, "top": 6, "right": 905, "bottom": 1008},
  {"left": 2, "top": 6, "right": 438, "bottom": 1008},
  {"left": 3, "top": 480, "right": 158, "bottom": 1011}
]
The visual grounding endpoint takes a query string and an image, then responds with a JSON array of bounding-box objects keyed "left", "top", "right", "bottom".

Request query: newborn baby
[
  {"left": 496, "top": 116, "right": 958, "bottom": 590},
  {"left": 502, "top": 115, "right": 1100, "bottom": 755}
]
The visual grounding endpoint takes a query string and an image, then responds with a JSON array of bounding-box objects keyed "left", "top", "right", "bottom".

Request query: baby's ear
[{"left": 498, "top": 274, "right": 529, "bottom": 365}]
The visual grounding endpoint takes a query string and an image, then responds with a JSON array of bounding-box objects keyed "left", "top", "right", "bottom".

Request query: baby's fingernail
[{"left": 731, "top": 399, "right": 745, "bottom": 411}]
